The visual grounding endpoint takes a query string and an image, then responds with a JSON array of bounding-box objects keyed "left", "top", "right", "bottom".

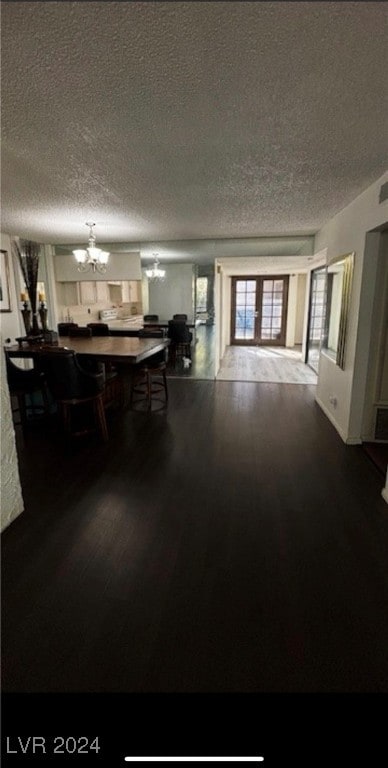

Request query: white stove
[
  {"left": 99, "top": 308, "right": 118, "bottom": 321},
  {"left": 99, "top": 308, "right": 143, "bottom": 328}
]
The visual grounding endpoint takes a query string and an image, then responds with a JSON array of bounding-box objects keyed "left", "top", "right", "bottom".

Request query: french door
[{"left": 231, "top": 276, "right": 289, "bottom": 345}]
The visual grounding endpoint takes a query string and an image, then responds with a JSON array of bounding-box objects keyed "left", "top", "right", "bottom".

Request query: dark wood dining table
[
  {"left": 6, "top": 335, "right": 170, "bottom": 365},
  {"left": 6, "top": 336, "right": 170, "bottom": 410},
  {"left": 143, "top": 319, "right": 196, "bottom": 328}
]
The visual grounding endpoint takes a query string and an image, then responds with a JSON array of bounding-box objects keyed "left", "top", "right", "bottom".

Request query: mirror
[{"left": 322, "top": 252, "right": 354, "bottom": 369}]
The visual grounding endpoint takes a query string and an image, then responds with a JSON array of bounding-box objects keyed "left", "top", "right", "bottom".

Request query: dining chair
[
  {"left": 86, "top": 323, "right": 110, "bottom": 336},
  {"left": 86, "top": 322, "right": 120, "bottom": 395},
  {"left": 167, "top": 320, "right": 192, "bottom": 365},
  {"left": 143, "top": 314, "right": 159, "bottom": 322},
  {"left": 57, "top": 322, "right": 79, "bottom": 336},
  {"left": 68, "top": 326, "right": 93, "bottom": 337},
  {"left": 5, "top": 351, "right": 50, "bottom": 430},
  {"left": 172, "top": 313, "right": 188, "bottom": 321},
  {"left": 38, "top": 348, "right": 109, "bottom": 441}
]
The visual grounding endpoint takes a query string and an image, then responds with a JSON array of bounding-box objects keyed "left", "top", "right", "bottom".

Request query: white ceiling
[{"left": 1, "top": 1, "right": 387, "bottom": 266}]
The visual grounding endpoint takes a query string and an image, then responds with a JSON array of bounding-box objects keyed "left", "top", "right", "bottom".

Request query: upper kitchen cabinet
[
  {"left": 54, "top": 251, "right": 142, "bottom": 282},
  {"left": 56, "top": 281, "right": 79, "bottom": 306},
  {"left": 79, "top": 281, "right": 97, "bottom": 305},
  {"left": 107, "top": 280, "right": 141, "bottom": 304},
  {"left": 95, "top": 281, "right": 110, "bottom": 303}
]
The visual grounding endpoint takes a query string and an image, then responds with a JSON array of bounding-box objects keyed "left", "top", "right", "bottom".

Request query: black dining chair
[
  {"left": 67, "top": 324, "right": 105, "bottom": 376},
  {"left": 5, "top": 350, "right": 50, "bottom": 430},
  {"left": 172, "top": 313, "right": 188, "bottom": 321},
  {"left": 68, "top": 326, "right": 93, "bottom": 337},
  {"left": 57, "top": 322, "right": 79, "bottom": 336},
  {"left": 86, "top": 322, "right": 120, "bottom": 396},
  {"left": 167, "top": 320, "right": 192, "bottom": 365},
  {"left": 86, "top": 323, "right": 110, "bottom": 336},
  {"left": 38, "top": 348, "right": 109, "bottom": 441},
  {"left": 143, "top": 314, "right": 159, "bottom": 322}
]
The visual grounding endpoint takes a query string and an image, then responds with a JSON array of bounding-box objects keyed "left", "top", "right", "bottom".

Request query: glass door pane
[
  {"left": 258, "top": 277, "right": 288, "bottom": 345},
  {"left": 233, "top": 279, "right": 257, "bottom": 341}
]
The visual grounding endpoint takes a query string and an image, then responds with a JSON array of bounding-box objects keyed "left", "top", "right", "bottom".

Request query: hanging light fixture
[
  {"left": 145, "top": 254, "right": 166, "bottom": 281},
  {"left": 73, "top": 222, "right": 110, "bottom": 273}
]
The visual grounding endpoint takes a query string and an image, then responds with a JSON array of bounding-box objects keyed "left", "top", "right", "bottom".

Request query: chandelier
[
  {"left": 73, "top": 222, "right": 110, "bottom": 273},
  {"left": 145, "top": 255, "right": 166, "bottom": 281}
]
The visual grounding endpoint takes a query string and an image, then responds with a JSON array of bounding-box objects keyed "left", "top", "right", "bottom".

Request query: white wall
[
  {"left": 146, "top": 263, "right": 195, "bottom": 320},
  {"left": 314, "top": 171, "right": 388, "bottom": 443},
  {"left": 54, "top": 251, "right": 141, "bottom": 281},
  {"left": 0, "top": 233, "right": 24, "bottom": 342},
  {"left": 361, "top": 231, "right": 388, "bottom": 440},
  {"left": 0, "top": 339, "right": 24, "bottom": 531}
]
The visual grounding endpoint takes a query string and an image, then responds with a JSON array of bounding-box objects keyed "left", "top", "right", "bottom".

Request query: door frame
[{"left": 230, "top": 275, "right": 289, "bottom": 346}]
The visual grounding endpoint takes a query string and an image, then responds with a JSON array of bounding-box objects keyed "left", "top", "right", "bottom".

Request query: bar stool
[{"left": 130, "top": 350, "right": 168, "bottom": 412}]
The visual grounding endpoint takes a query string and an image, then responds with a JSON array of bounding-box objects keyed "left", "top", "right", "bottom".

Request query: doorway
[{"left": 231, "top": 276, "right": 289, "bottom": 345}]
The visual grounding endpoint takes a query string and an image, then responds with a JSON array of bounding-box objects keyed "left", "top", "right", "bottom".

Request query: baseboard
[{"left": 315, "top": 395, "right": 361, "bottom": 445}]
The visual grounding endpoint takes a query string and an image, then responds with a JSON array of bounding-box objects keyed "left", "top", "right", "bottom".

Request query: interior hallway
[{"left": 2, "top": 377, "right": 387, "bottom": 693}]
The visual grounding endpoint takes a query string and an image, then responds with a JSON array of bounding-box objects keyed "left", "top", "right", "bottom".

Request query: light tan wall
[{"left": 315, "top": 171, "right": 388, "bottom": 443}]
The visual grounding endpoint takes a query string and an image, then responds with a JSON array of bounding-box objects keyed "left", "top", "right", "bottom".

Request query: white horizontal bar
[{"left": 124, "top": 759, "right": 264, "bottom": 763}]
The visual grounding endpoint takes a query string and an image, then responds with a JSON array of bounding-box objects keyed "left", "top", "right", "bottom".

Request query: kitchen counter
[
  {"left": 100, "top": 314, "right": 198, "bottom": 338},
  {"left": 107, "top": 317, "right": 144, "bottom": 330}
]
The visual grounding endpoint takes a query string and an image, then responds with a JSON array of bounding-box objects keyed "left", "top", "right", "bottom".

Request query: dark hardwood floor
[{"left": 2, "top": 379, "right": 388, "bottom": 694}]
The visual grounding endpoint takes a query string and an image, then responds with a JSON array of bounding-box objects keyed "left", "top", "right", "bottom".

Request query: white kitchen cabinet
[
  {"left": 129, "top": 280, "right": 141, "bottom": 302},
  {"left": 79, "top": 281, "right": 97, "bottom": 305},
  {"left": 95, "top": 282, "right": 109, "bottom": 303},
  {"left": 57, "top": 282, "right": 79, "bottom": 306},
  {"left": 121, "top": 281, "right": 131, "bottom": 302},
  {"left": 108, "top": 283, "right": 122, "bottom": 304}
]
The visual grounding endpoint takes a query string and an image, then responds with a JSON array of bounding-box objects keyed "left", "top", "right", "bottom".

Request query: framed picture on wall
[{"left": 0, "top": 249, "right": 12, "bottom": 312}]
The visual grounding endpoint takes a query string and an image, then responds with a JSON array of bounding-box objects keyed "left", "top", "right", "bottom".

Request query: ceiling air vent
[
  {"left": 379, "top": 181, "right": 388, "bottom": 204},
  {"left": 375, "top": 407, "right": 388, "bottom": 440}
]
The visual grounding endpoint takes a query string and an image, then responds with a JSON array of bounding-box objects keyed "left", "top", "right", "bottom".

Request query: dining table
[
  {"left": 5, "top": 336, "right": 170, "bottom": 410},
  {"left": 6, "top": 335, "right": 170, "bottom": 365}
]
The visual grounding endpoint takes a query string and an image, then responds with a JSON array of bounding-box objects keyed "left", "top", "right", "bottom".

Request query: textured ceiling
[{"left": 1, "top": 1, "right": 388, "bottom": 264}]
